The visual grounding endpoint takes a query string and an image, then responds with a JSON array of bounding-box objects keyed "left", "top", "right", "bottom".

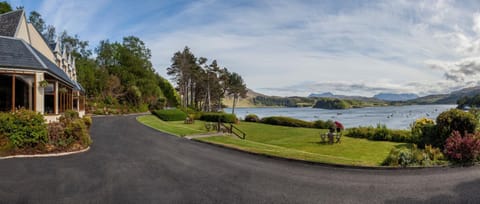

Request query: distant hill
[
  {"left": 223, "top": 85, "right": 480, "bottom": 108},
  {"left": 308, "top": 92, "right": 386, "bottom": 104},
  {"left": 373, "top": 93, "right": 419, "bottom": 101},
  {"left": 223, "top": 88, "right": 267, "bottom": 108},
  {"left": 408, "top": 86, "right": 480, "bottom": 104},
  {"left": 308, "top": 92, "right": 334, "bottom": 98}
]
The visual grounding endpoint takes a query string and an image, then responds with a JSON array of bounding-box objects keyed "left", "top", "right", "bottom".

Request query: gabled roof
[
  {"left": 0, "top": 10, "right": 23, "bottom": 37},
  {"left": 31, "top": 46, "right": 76, "bottom": 88},
  {"left": 0, "top": 36, "right": 44, "bottom": 69},
  {"left": 0, "top": 36, "right": 80, "bottom": 90}
]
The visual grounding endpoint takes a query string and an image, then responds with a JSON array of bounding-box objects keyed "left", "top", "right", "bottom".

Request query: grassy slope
[
  {"left": 137, "top": 115, "right": 210, "bottom": 136},
  {"left": 199, "top": 122, "right": 403, "bottom": 166},
  {"left": 137, "top": 115, "right": 403, "bottom": 166}
]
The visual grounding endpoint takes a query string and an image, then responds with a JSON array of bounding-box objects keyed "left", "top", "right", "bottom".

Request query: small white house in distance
[{"left": 0, "top": 10, "right": 86, "bottom": 122}]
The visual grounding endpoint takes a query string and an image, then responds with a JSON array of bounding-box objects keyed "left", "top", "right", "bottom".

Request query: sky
[{"left": 8, "top": 0, "right": 480, "bottom": 97}]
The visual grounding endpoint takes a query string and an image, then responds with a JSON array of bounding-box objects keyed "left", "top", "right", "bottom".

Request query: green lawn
[
  {"left": 137, "top": 115, "right": 211, "bottom": 136},
  {"left": 137, "top": 115, "right": 405, "bottom": 166}
]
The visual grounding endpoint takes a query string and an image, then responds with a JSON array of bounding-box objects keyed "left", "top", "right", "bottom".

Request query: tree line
[
  {"left": 167, "top": 47, "right": 247, "bottom": 114},
  {"left": 457, "top": 95, "right": 480, "bottom": 109},
  {"left": 0, "top": 2, "right": 180, "bottom": 111}
]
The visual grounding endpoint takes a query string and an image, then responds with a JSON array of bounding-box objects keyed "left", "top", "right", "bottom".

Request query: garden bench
[
  {"left": 321, "top": 132, "right": 342, "bottom": 144},
  {"left": 184, "top": 117, "right": 194, "bottom": 124}
]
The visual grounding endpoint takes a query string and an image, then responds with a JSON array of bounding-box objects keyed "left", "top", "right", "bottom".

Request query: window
[
  {"left": 58, "top": 84, "right": 72, "bottom": 113},
  {"left": 0, "top": 75, "right": 12, "bottom": 111},
  {"left": 15, "top": 75, "right": 35, "bottom": 110},
  {"left": 44, "top": 82, "right": 55, "bottom": 114},
  {"left": 73, "top": 98, "right": 78, "bottom": 110},
  {"left": 0, "top": 74, "right": 35, "bottom": 112}
]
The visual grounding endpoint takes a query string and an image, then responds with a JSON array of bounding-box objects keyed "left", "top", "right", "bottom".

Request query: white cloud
[{"left": 26, "top": 0, "right": 480, "bottom": 96}]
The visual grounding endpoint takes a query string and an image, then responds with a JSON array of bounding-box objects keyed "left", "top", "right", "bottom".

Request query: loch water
[{"left": 225, "top": 104, "right": 456, "bottom": 130}]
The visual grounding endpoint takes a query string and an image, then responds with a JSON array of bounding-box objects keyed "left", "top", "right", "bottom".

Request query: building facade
[{"left": 0, "top": 10, "right": 85, "bottom": 122}]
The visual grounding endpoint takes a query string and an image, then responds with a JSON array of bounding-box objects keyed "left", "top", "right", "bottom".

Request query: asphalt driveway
[{"left": 1, "top": 115, "right": 480, "bottom": 203}]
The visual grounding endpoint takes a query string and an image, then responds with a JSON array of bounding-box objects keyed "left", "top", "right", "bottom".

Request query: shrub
[
  {"left": 245, "top": 114, "right": 260, "bottom": 122},
  {"left": 93, "top": 109, "right": 105, "bottom": 115},
  {"left": 200, "top": 112, "right": 237, "bottom": 123},
  {"left": 313, "top": 120, "right": 335, "bottom": 129},
  {"left": 444, "top": 131, "right": 480, "bottom": 164},
  {"left": 47, "top": 122, "right": 69, "bottom": 146},
  {"left": 59, "top": 110, "right": 80, "bottom": 127},
  {"left": 345, "top": 125, "right": 414, "bottom": 143},
  {"left": 372, "top": 124, "right": 389, "bottom": 140},
  {"left": 65, "top": 119, "right": 92, "bottom": 146},
  {"left": 63, "top": 110, "right": 79, "bottom": 121},
  {"left": 83, "top": 116, "right": 93, "bottom": 129},
  {"left": 411, "top": 118, "right": 437, "bottom": 146},
  {"left": 260, "top": 116, "right": 313, "bottom": 128},
  {"left": 389, "top": 129, "right": 414, "bottom": 142},
  {"left": 435, "top": 109, "right": 478, "bottom": 147},
  {"left": 0, "top": 109, "right": 48, "bottom": 148},
  {"left": 347, "top": 123, "right": 410, "bottom": 142},
  {"left": 382, "top": 144, "right": 445, "bottom": 167},
  {"left": 149, "top": 98, "right": 166, "bottom": 111},
  {"left": 152, "top": 109, "right": 187, "bottom": 121}
]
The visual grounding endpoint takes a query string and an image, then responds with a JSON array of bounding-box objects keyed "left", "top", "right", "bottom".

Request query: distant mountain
[
  {"left": 224, "top": 85, "right": 480, "bottom": 108},
  {"left": 308, "top": 92, "right": 334, "bottom": 98},
  {"left": 373, "top": 93, "right": 419, "bottom": 101},
  {"left": 308, "top": 92, "right": 386, "bottom": 104}
]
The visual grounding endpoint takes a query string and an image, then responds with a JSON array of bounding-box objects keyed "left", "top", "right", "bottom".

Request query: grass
[
  {"left": 137, "top": 115, "right": 405, "bottom": 166},
  {"left": 137, "top": 115, "right": 211, "bottom": 136}
]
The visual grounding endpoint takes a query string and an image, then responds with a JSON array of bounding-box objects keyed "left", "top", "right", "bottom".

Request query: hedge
[
  {"left": 244, "top": 114, "right": 260, "bottom": 122},
  {"left": 345, "top": 125, "right": 414, "bottom": 143},
  {"left": 152, "top": 109, "right": 187, "bottom": 121},
  {"left": 199, "top": 112, "right": 237, "bottom": 123},
  {"left": 260, "top": 116, "right": 313, "bottom": 128}
]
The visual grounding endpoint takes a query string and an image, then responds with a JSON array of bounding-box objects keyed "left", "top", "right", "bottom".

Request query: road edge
[{"left": 0, "top": 146, "right": 90, "bottom": 160}]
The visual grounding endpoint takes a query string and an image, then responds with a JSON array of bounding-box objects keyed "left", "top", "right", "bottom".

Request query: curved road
[{"left": 1, "top": 115, "right": 480, "bottom": 203}]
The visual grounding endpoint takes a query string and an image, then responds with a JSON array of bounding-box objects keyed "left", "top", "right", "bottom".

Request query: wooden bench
[
  {"left": 321, "top": 132, "right": 342, "bottom": 144},
  {"left": 184, "top": 117, "right": 194, "bottom": 124}
]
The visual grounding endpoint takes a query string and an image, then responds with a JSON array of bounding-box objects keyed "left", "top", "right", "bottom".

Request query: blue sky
[{"left": 8, "top": 0, "right": 480, "bottom": 97}]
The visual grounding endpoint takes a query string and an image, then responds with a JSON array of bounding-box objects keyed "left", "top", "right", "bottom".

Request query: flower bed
[{"left": 0, "top": 109, "right": 92, "bottom": 157}]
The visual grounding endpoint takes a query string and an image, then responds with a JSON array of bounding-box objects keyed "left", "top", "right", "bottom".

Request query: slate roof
[
  {"left": 0, "top": 36, "right": 44, "bottom": 69},
  {"left": 31, "top": 46, "right": 76, "bottom": 88},
  {"left": 0, "top": 10, "right": 84, "bottom": 92},
  {"left": 0, "top": 36, "right": 82, "bottom": 91},
  {"left": 0, "top": 10, "right": 22, "bottom": 37}
]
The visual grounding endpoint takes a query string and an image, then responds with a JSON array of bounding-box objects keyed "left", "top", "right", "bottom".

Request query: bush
[
  {"left": 60, "top": 110, "right": 80, "bottom": 125},
  {"left": 382, "top": 144, "right": 445, "bottom": 167},
  {"left": 411, "top": 118, "right": 437, "bottom": 146},
  {"left": 64, "top": 119, "right": 92, "bottom": 146},
  {"left": 149, "top": 98, "right": 166, "bottom": 111},
  {"left": 200, "top": 112, "right": 237, "bottom": 123},
  {"left": 345, "top": 125, "right": 414, "bottom": 143},
  {"left": 312, "top": 120, "right": 335, "bottom": 129},
  {"left": 152, "top": 109, "right": 187, "bottom": 121},
  {"left": 245, "top": 114, "right": 260, "bottom": 122},
  {"left": 389, "top": 129, "right": 414, "bottom": 142},
  {"left": 260, "top": 116, "right": 313, "bottom": 128},
  {"left": 444, "top": 131, "right": 480, "bottom": 164},
  {"left": 47, "top": 122, "right": 70, "bottom": 147},
  {"left": 0, "top": 109, "right": 47, "bottom": 148},
  {"left": 83, "top": 116, "right": 93, "bottom": 129},
  {"left": 434, "top": 109, "right": 478, "bottom": 147}
]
